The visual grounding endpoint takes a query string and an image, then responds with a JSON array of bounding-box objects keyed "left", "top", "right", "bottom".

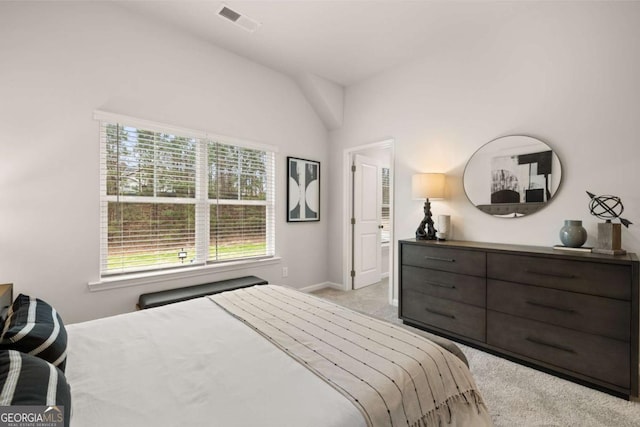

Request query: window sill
[{"left": 88, "top": 257, "right": 281, "bottom": 292}]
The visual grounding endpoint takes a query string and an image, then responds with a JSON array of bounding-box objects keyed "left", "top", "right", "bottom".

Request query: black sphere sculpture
[
  {"left": 586, "top": 191, "right": 632, "bottom": 227},
  {"left": 586, "top": 191, "right": 632, "bottom": 255}
]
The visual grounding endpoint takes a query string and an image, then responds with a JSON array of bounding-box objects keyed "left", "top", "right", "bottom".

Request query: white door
[{"left": 352, "top": 154, "right": 382, "bottom": 289}]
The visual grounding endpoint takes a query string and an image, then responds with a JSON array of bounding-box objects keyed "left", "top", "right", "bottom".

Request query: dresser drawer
[
  {"left": 402, "top": 294, "right": 485, "bottom": 342},
  {"left": 402, "top": 244, "right": 485, "bottom": 277},
  {"left": 402, "top": 265, "right": 486, "bottom": 306},
  {"left": 487, "top": 253, "right": 631, "bottom": 300},
  {"left": 487, "top": 311, "right": 630, "bottom": 388},
  {"left": 487, "top": 280, "right": 630, "bottom": 341}
]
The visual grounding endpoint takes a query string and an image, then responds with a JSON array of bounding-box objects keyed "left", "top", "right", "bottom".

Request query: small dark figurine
[{"left": 416, "top": 199, "right": 437, "bottom": 240}]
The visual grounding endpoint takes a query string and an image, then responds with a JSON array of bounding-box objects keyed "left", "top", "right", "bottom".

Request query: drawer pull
[
  {"left": 424, "top": 255, "right": 456, "bottom": 263},
  {"left": 525, "top": 269, "right": 576, "bottom": 279},
  {"left": 425, "top": 307, "right": 456, "bottom": 319},
  {"left": 525, "top": 300, "right": 576, "bottom": 314},
  {"left": 423, "top": 281, "right": 456, "bottom": 290},
  {"left": 526, "top": 337, "right": 575, "bottom": 354}
]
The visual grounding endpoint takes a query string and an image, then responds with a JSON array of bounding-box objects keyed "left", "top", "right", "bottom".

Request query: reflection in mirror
[{"left": 463, "top": 135, "right": 562, "bottom": 217}]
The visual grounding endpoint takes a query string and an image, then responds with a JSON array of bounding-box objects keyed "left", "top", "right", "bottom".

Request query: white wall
[
  {"left": 329, "top": 1, "right": 640, "bottom": 299},
  {"left": 0, "top": 3, "right": 329, "bottom": 323}
]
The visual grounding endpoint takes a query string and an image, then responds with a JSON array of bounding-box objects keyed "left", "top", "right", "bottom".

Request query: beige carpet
[{"left": 312, "top": 281, "right": 640, "bottom": 427}]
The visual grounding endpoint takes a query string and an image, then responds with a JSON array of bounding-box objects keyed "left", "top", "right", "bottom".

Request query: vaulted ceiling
[{"left": 118, "top": 1, "right": 525, "bottom": 87}]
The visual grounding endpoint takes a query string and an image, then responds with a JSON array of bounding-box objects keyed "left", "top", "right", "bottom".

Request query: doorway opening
[{"left": 342, "top": 140, "right": 394, "bottom": 305}]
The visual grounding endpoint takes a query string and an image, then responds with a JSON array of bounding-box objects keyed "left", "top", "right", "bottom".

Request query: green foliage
[
  {"left": 105, "top": 122, "right": 272, "bottom": 273},
  {"left": 208, "top": 143, "right": 268, "bottom": 201},
  {"left": 105, "top": 124, "right": 196, "bottom": 198},
  {"left": 108, "top": 202, "right": 196, "bottom": 255}
]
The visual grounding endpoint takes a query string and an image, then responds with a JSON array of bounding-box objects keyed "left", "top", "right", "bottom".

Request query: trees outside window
[{"left": 100, "top": 119, "right": 275, "bottom": 276}]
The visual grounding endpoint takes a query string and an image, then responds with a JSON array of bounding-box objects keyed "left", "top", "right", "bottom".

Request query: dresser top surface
[{"left": 400, "top": 239, "right": 638, "bottom": 265}]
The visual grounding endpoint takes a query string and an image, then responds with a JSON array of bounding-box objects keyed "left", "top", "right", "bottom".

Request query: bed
[{"left": 4, "top": 285, "right": 493, "bottom": 426}]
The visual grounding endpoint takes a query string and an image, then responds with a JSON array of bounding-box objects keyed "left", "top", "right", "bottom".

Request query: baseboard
[{"left": 299, "top": 281, "right": 343, "bottom": 293}]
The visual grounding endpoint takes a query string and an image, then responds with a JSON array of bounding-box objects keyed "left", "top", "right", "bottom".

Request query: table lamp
[{"left": 412, "top": 173, "right": 445, "bottom": 240}]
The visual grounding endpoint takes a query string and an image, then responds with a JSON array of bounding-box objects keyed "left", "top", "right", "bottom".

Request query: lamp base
[
  {"left": 416, "top": 233, "right": 437, "bottom": 241},
  {"left": 415, "top": 199, "right": 437, "bottom": 240}
]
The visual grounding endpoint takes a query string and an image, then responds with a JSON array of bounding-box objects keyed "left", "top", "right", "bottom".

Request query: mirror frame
[{"left": 463, "top": 135, "right": 562, "bottom": 217}]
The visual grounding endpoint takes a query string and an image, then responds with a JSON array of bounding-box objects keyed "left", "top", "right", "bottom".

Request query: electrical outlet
[{"left": 282, "top": 267, "right": 288, "bottom": 277}]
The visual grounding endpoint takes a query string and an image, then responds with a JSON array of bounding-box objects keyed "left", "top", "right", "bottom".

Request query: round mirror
[{"left": 463, "top": 135, "right": 562, "bottom": 217}]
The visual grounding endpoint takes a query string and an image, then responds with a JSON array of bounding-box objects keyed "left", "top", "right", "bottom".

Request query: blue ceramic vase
[{"left": 559, "top": 220, "right": 587, "bottom": 248}]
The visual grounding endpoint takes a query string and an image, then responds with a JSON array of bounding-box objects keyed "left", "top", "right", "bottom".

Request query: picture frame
[{"left": 287, "top": 157, "right": 320, "bottom": 222}]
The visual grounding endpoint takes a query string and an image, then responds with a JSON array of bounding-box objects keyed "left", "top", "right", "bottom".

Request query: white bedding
[{"left": 66, "top": 293, "right": 491, "bottom": 427}]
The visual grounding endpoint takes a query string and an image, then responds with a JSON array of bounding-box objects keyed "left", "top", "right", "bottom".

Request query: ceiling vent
[{"left": 217, "top": 4, "right": 261, "bottom": 33}]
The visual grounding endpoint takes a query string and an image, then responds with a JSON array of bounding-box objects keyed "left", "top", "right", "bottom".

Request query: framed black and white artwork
[{"left": 287, "top": 157, "right": 320, "bottom": 222}]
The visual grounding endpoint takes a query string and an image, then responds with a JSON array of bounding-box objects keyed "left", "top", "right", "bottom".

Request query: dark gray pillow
[
  {"left": 0, "top": 294, "right": 67, "bottom": 372},
  {"left": 0, "top": 349, "right": 70, "bottom": 427}
]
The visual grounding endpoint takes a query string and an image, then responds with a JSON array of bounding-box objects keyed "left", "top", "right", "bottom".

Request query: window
[
  {"left": 381, "top": 167, "right": 390, "bottom": 244},
  {"left": 98, "top": 113, "right": 275, "bottom": 276}
]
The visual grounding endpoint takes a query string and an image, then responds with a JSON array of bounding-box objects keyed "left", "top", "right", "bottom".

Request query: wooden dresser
[{"left": 399, "top": 239, "right": 639, "bottom": 398}]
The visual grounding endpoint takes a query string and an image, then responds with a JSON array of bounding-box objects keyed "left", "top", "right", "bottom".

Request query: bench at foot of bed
[{"left": 137, "top": 276, "right": 268, "bottom": 310}]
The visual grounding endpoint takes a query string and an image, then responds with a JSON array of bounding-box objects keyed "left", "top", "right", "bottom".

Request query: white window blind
[
  {"left": 208, "top": 142, "right": 275, "bottom": 262},
  {"left": 381, "top": 167, "right": 390, "bottom": 244},
  {"left": 99, "top": 114, "right": 275, "bottom": 276}
]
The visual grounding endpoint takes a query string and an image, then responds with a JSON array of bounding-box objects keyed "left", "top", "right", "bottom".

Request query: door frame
[{"left": 342, "top": 139, "right": 395, "bottom": 305}]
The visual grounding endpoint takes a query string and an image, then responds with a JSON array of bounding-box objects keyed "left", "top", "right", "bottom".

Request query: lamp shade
[{"left": 412, "top": 173, "right": 445, "bottom": 200}]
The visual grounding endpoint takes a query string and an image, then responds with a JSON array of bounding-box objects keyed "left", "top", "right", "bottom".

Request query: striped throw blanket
[{"left": 209, "top": 285, "right": 487, "bottom": 427}]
